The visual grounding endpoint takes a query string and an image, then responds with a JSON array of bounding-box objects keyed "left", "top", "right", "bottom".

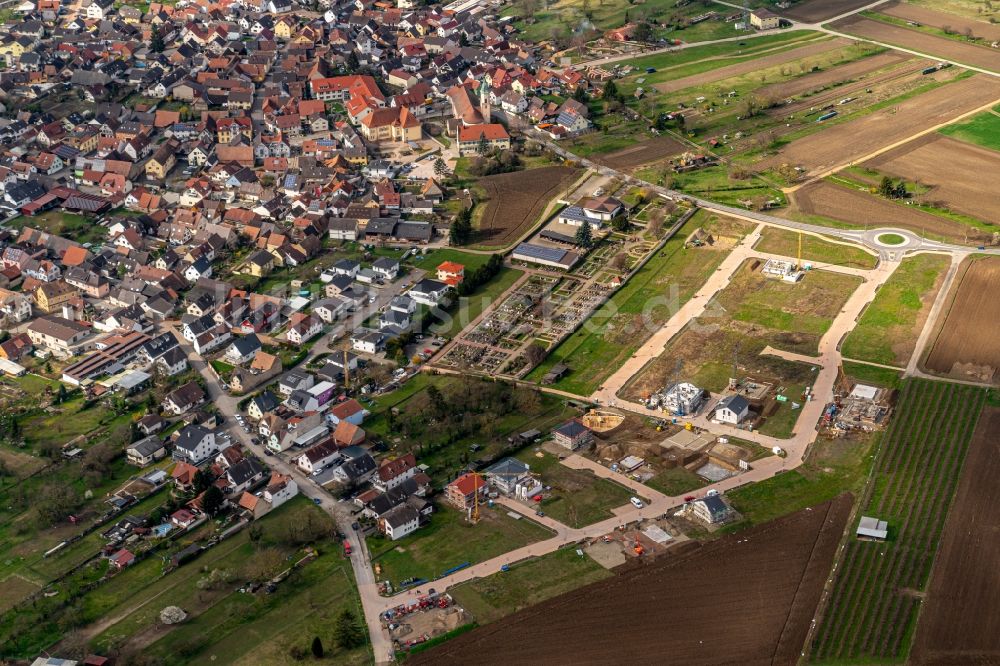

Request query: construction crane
[
  {"left": 341, "top": 343, "right": 351, "bottom": 389},
  {"left": 797, "top": 230, "right": 803, "bottom": 271},
  {"left": 470, "top": 471, "right": 483, "bottom": 523}
]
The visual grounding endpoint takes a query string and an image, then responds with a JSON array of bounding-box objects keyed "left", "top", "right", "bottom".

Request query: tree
[
  {"left": 311, "top": 636, "right": 324, "bottom": 659},
  {"left": 433, "top": 157, "right": 449, "bottom": 178},
  {"left": 524, "top": 343, "right": 547, "bottom": 367},
  {"left": 877, "top": 175, "right": 894, "bottom": 198},
  {"left": 54, "top": 383, "right": 68, "bottom": 405},
  {"left": 151, "top": 25, "right": 165, "bottom": 53},
  {"left": 572, "top": 86, "right": 589, "bottom": 103},
  {"left": 193, "top": 468, "right": 215, "bottom": 494},
  {"left": 610, "top": 251, "right": 628, "bottom": 271},
  {"left": 476, "top": 134, "right": 490, "bottom": 156},
  {"left": 160, "top": 606, "right": 187, "bottom": 625},
  {"left": 450, "top": 206, "right": 473, "bottom": 246},
  {"left": 574, "top": 220, "right": 593, "bottom": 248},
  {"left": 202, "top": 485, "right": 224, "bottom": 516},
  {"left": 242, "top": 547, "right": 285, "bottom": 583},
  {"left": 633, "top": 21, "right": 653, "bottom": 42},
  {"left": 335, "top": 608, "right": 365, "bottom": 650},
  {"left": 602, "top": 80, "right": 620, "bottom": 102}
]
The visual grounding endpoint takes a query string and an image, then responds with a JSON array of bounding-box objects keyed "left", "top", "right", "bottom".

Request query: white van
[{"left": 630, "top": 497, "right": 644, "bottom": 509}]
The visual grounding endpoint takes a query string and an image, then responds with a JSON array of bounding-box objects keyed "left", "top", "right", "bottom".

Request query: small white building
[{"left": 714, "top": 394, "right": 750, "bottom": 425}]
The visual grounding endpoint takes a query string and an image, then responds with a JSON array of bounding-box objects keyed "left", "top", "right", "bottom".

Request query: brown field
[
  {"left": 865, "top": 133, "right": 1000, "bottom": 222},
  {"left": 782, "top": 0, "right": 877, "bottom": 22},
  {"left": 786, "top": 181, "right": 992, "bottom": 244},
  {"left": 924, "top": 257, "right": 1000, "bottom": 381},
  {"left": 911, "top": 407, "right": 1000, "bottom": 665},
  {"left": 760, "top": 73, "right": 1000, "bottom": 174},
  {"left": 758, "top": 51, "right": 912, "bottom": 102},
  {"left": 831, "top": 15, "right": 1000, "bottom": 72},
  {"left": 411, "top": 496, "right": 852, "bottom": 666},
  {"left": 475, "top": 166, "right": 579, "bottom": 246},
  {"left": 593, "top": 136, "right": 686, "bottom": 171},
  {"left": 881, "top": 1, "right": 1000, "bottom": 42},
  {"left": 653, "top": 38, "right": 849, "bottom": 94}
]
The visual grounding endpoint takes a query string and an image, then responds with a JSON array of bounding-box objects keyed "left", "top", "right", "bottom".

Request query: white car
[{"left": 630, "top": 497, "right": 644, "bottom": 509}]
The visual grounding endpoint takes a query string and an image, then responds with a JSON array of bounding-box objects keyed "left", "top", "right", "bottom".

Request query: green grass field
[
  {"left": 754, "top": 227, "right": 878, "bottom": 269},
  {"left": 450, "top": 546, "right": 611, "bottom": 625},
  {"left": 367, "top": 505, "right": 551, "bottom": 584},
  {"left": 939, "top": 107, "right": 1000, "bottom": 152},
  {"left": 842, "top": 254, "right": 949, "bottom": 367},
  {"left": 646, "top": 466, "right": 704, "bottom": 496},
  {"left": 527, "top": 211, "right": 754, "bottom": 395},
  {"left": 842, "top": 361, "right": 903, "bottom": 389},
  {"left": 715, "top": 266, "right": 862, "bottom": 353},
  {"left": 7, "top": 210, "right": 107, "bottom": 246},
  {"left": 516, "top": 450, "right": 633, "bottom": 527}
]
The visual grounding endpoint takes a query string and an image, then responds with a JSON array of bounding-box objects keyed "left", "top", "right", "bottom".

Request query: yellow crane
[
  {"left": 470, "top": 471, "right": 483, "bottom": 523},
  {"left": 798, "top": 231, "right": 803, "bottom": 271}
]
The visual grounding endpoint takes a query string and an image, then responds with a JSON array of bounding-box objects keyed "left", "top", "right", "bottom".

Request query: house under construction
[{"left": 646, "top": 382, "right": 705, "bottom": 416}]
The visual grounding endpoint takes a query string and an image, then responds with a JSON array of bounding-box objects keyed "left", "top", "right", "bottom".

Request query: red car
[
  {"left": 343, "top": 540, "right": 352, "bottom": 556},
  {"left": 532, "top": 494, "right": 543, "bottom": 502},
  {"left": 684, "top": 496, "right": 696, "bottom": 503}
]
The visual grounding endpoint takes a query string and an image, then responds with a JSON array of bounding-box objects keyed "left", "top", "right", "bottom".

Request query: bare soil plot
[
  {"left": 924, "top": 257, "right": 1000, "bottom": 382},
  {"left": 881, "top": 1, "right": 1000, "bottom": 42},
  {"left": 786, "top": 181, "right": 992, "bottom": 244},
  {"left": 410, "top": 495, "right": 852, "bottom": 666},
  {"left": 760, "top": 73, "right": 1000, "bottom": 174},
  {"left": 653, "top": 38, "right": 849, "bottom": 94},
  {"left": 593, "top": 136, "right": 686, "bottom": 171},
  {"left": 864, "top": 133, "right": 1000, "bottom": 223},
  {"left": 831, "top": 15, "right": 1000, "bottom": 72},
  {"left": 758, "top": 51, "right": 911, "bottom": 102},
  {"left": 782, "top": 0, "right": 877, "bottom": 22},
  {"left": 911, "top": 407, "right": 1000, "bottom": 665},
  {"left": 475, "top": 166, "right": 580, "bottom": 247}
]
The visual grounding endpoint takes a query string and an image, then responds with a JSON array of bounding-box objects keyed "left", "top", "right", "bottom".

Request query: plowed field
[
  {"left": 881, "top": 1, "right": 1000, "bottom": 43},
  {"left": 475, "top": 166, "right": 579, "bottom": 246},
  {"left": 831, "top": 15, "right": 1000, "bottom": 72},
  {"left": 865, "top": 133, "right": 1000, "bottom": 222},
  {"left": 783, "top": 0, "right": 876, "bottom": 22},
  {"left": 594, "top": 136, "right": 686, "bottom": 171},
  {"left": 411, "top": 496, "right": 853, "bottom": 666},
  {"left": 653, "top": 38, "right": 848, "bottom": 94},
  {"left": 924, "top": 257, "right": 1000, "bottom": 381},
  {"left": 911, "top": 407, "right": 1000, "bottom": 665},
  {"left": 760, "top": 74, "right": 1000, "bottom": 174},
  {"left": 787, "top": 181, "right": 992, "bottom": 245}
]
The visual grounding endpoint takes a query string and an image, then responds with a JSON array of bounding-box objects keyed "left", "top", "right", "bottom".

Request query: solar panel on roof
[{"left": 514, "top": 243, "right": 567, "bottom": 262}]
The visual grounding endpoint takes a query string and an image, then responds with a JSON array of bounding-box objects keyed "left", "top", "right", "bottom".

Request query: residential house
[
  {"left": 126, "top": 436, "right": 167, "bottom": 466},
  {"left": 163, "top": 381, "right": 207, "bottom": 415},
  {"left": 552, "top": 420, "right": 594, "bottom": 451},
  {"left": 172, "top": 424, "right": 219, "bottom": 466},
  {"left": 446, "top": 472, "right": 488, "bottom": 510}
]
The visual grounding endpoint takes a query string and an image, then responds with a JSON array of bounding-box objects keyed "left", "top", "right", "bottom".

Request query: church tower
[{"left": 478, "top": 82, "right": 492, "bottom": 123}]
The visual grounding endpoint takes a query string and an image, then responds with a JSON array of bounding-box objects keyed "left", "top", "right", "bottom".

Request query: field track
[
  {"left": 910, "top": 407, "right": 1000, "bottom": 665},
  {"left": 411, "top": 496, "right": 852, "bottom": 665},
  {"left": 758, "top": 51, "right": 912, "bottom": 103},
  {"left": 809, "top": 379, "right": 987, "bottom": 663}
]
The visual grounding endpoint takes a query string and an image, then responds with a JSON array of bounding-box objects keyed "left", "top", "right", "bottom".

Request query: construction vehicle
[{"left": 633, "top": 536, "right": 644, "bottom": 556}]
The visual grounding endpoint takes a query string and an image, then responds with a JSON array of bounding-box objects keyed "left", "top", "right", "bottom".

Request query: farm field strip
[
  {"left": 829, "top": 15, "right": 1000, "bottom": 73},
  {"left": 760, "top": 73, "right": 1000, "bottom": 176},
  {"left": 475, "top": 166, "right": 580, "bottom": 247},
  {"left": 652, "top": 37, "right": 850, "bottom": 94},
  {"left": 809, "top": 379, "right": 987, "bottom": 663},
  {"left": 411, "top": 496, "right": 853, "bottom": 665},
  {"left": 781, "top": 0, "right": 879, "bottom": 22},
  {"left": 924, "top": 257, "right": 1000, "bottom": 381},
  {"left": 862, "top": 132, "right": 1000, "bottom": 224},
  {"left": 878, "top": 0, "right": 1000, "bottom": 42},
  {"left": 757, "top": 51, "right": 912, "bottom": 102},
  {"left": 911, "top": 408, "right": 1000, "bottom": 664}
]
